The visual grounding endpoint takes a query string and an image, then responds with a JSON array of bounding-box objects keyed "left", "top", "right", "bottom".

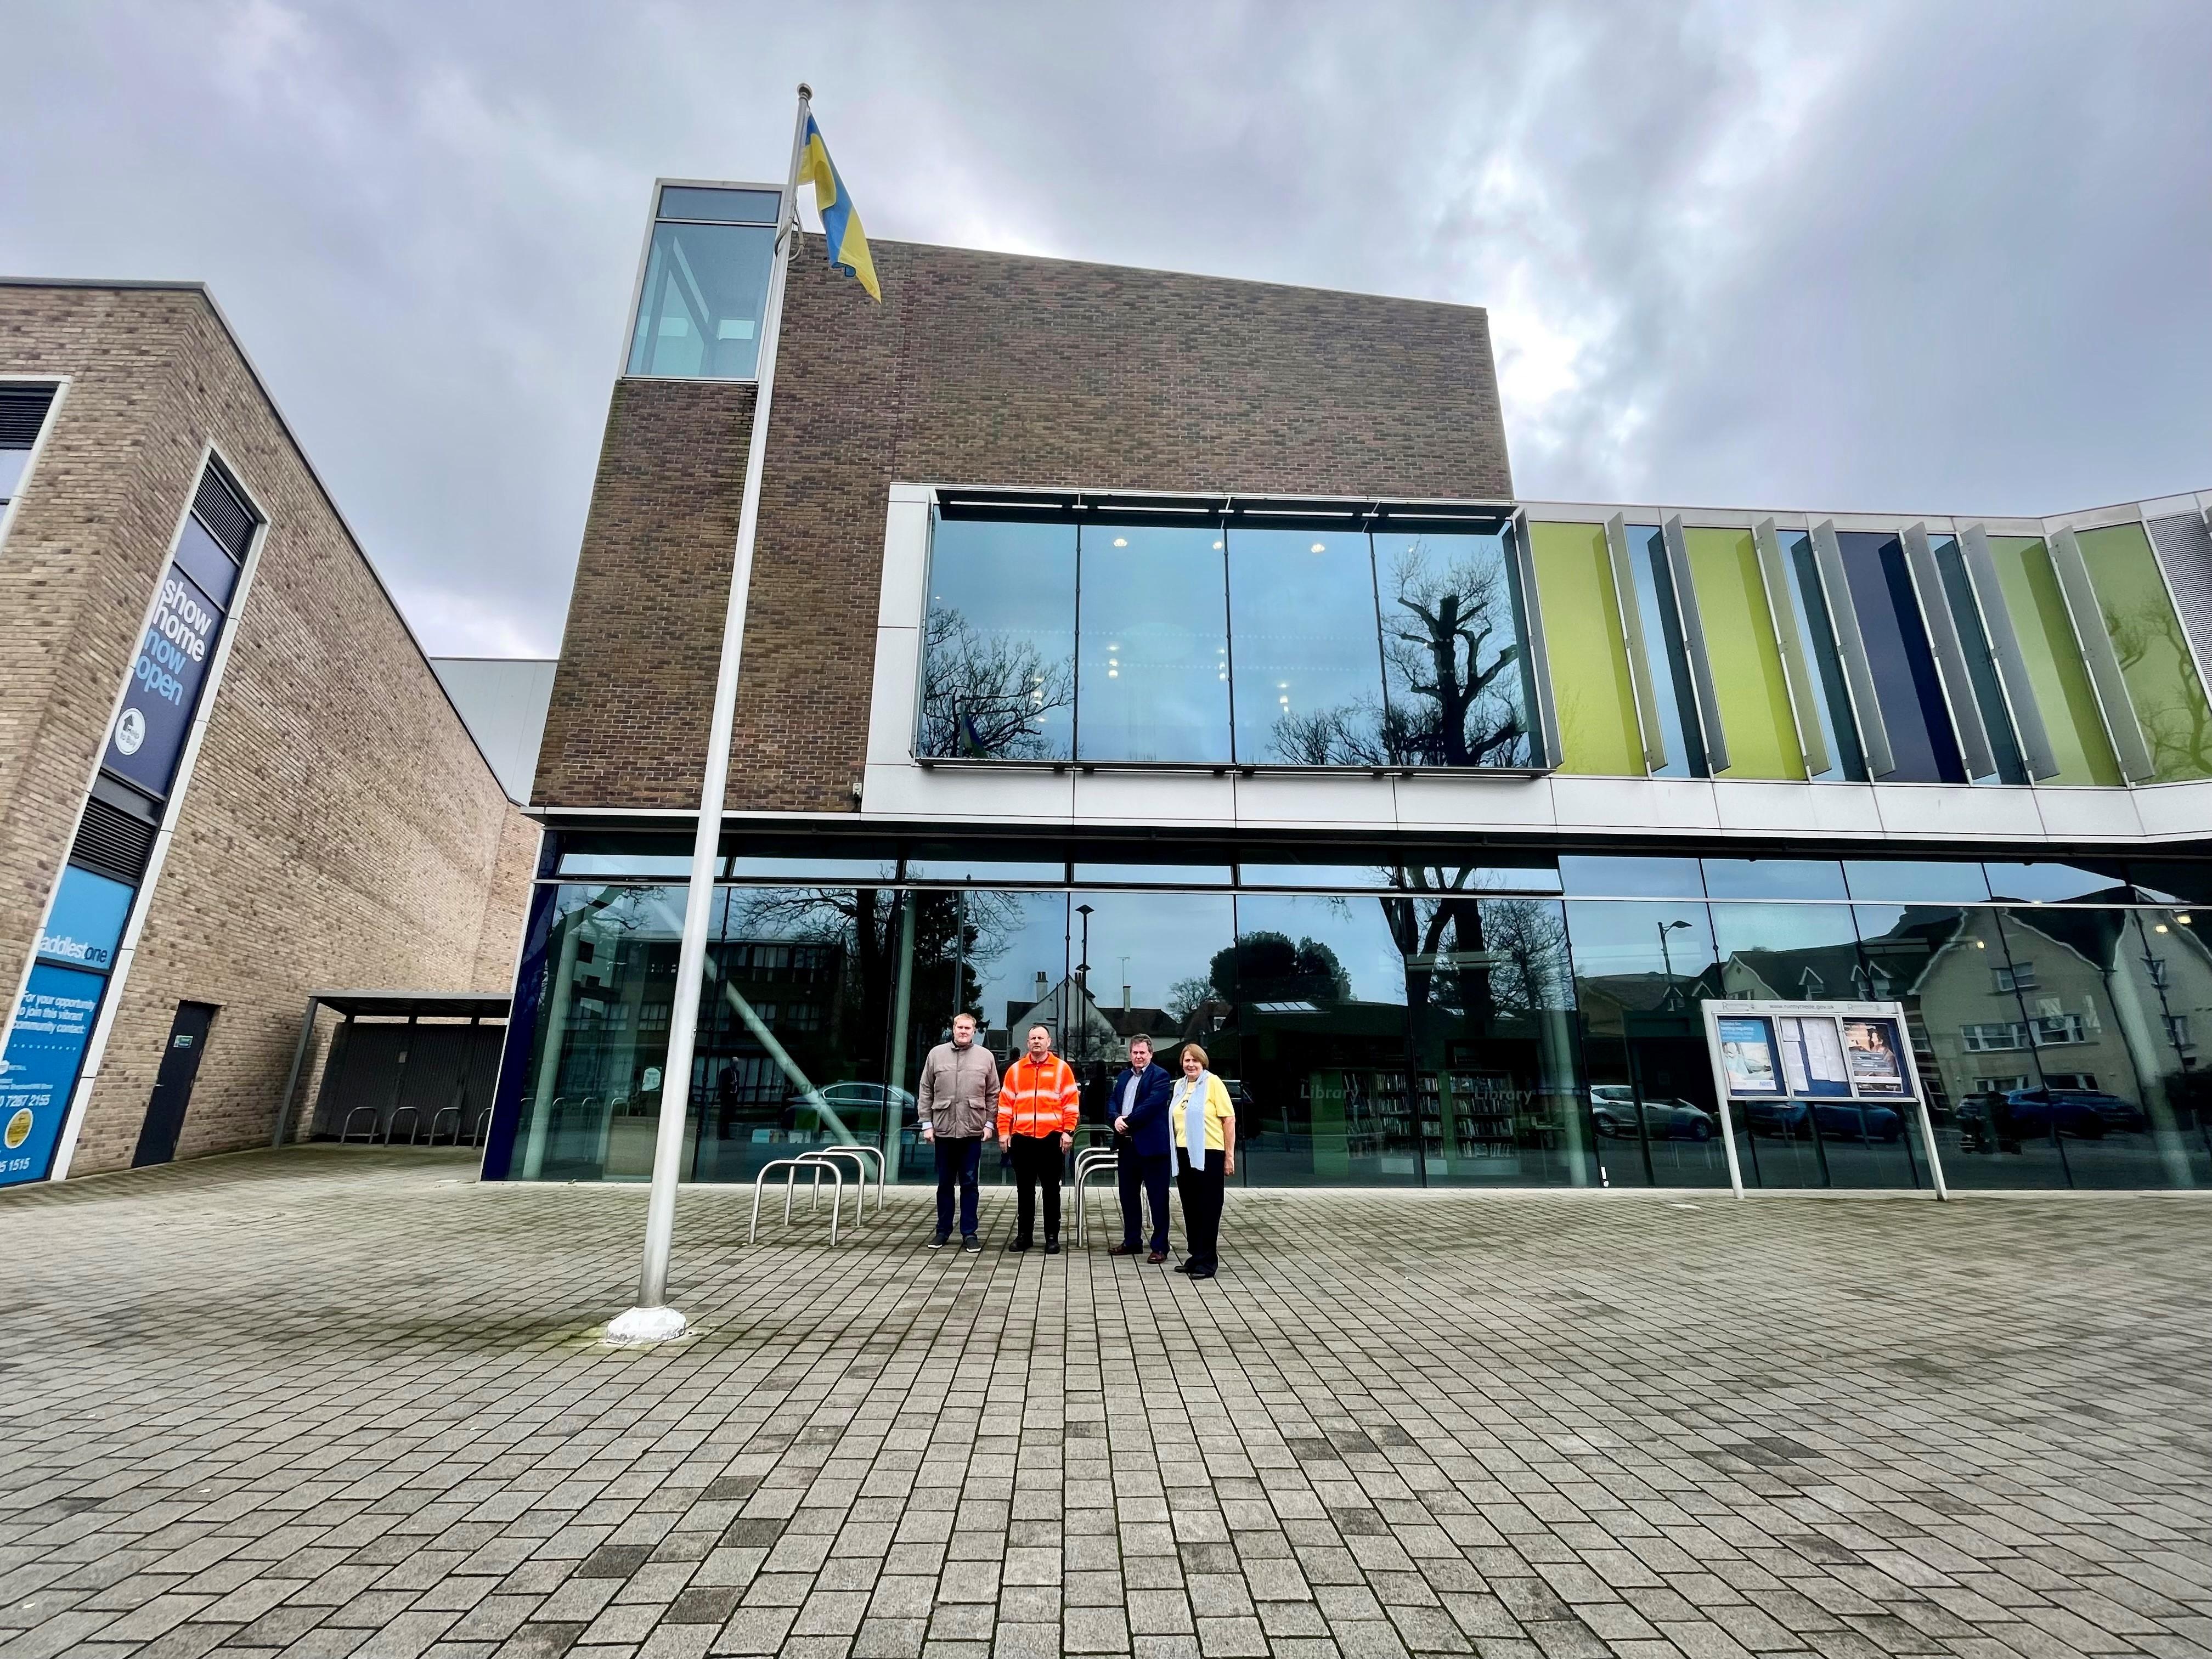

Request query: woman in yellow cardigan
[{"left": 1169, "top": 1042, "right": 1235, "bottom": 1278}]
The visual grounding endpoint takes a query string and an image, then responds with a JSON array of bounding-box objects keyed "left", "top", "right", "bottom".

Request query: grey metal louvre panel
[
  {"left": 0, "top": 385, "right": 56, "bottom": 447},
  {"left": 191, "top": 462, "right": 257, "bottom": 559},
  {"left": 2147, "top": 511, "right": 2212, "bottom": 685},
  {"left": 69, "top": 797, "right": 156, "bottom": 885}
]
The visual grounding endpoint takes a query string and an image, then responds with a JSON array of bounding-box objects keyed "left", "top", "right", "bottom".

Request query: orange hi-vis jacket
[{"left": 998, "top": 1051, "right": 1080, "bottom": 1139}]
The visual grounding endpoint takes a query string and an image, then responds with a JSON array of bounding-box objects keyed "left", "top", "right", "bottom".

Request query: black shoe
[
  {"left": 931, "top": 1232, "right": 950, "bottom": 1249},
  {"left": 962, "top": 1234, "right": 981, "bottom": 1252},
  {"left": 1045, "top": 1240, "right": 1060, "bottom": 1255},
  {"left": 1172, "top": 1261, "right": 1192, "bottom": 1273},
  {"left": 1005, "top": 1240, "right": 1031, "bottom": 1252},
  {"left": 1189, "top": 1267, "right": 1216, "bottom": 1279}
]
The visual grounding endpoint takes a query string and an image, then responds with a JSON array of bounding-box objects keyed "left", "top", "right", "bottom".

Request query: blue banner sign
[
  {"left": 104, "top": 564, "right": 225, "bottom": 798},
  {"left": 38, "top": 864, "right": 134, "bottom": 972},
  {"left": 0, "top": 963, "right": 103, "bottom": 1187}
]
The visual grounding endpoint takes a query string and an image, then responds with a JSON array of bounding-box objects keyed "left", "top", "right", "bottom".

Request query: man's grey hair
[{"left": 1127, "top": 1034, "right": 1153, "bottom": 1051}]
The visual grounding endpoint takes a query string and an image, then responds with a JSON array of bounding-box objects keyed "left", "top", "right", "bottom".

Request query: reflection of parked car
[
  {"left": 1745, "top": 1099, "right": 1903, "bottom": 1142},
  {"left": 1589, "top": 1086, "right": 1715, "bottom": 1141},
  {"left": 783, "top": 1082, "right": 916, "bottom": 1137},
  {"left": 1958, "top": 1087, "right": 2141, "bottom": 1147}
]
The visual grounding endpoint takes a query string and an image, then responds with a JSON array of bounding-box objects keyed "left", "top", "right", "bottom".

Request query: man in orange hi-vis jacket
[{"left": 997, "top": 1023, "right": 1079, "bottom": 1254}]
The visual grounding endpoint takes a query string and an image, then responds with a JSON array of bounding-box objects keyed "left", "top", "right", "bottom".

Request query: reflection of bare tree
[
  {"left": 1269, "top": 541, "right": 1532, "bottom": 767},
  {"left": 1382, "top": 543, "right": 1531, "bottom": 768},
  {"left": 2108, "top": 600, "right": 2212, "bottom": 777},
  {"left": 1377, "top": 870, "right": 1568, "bottom": 1032},
  {"left": 918, "top": 605, "right": 1075, "bottom": 759}
]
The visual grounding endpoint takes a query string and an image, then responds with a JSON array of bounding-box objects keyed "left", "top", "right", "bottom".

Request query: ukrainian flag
[{"left": 795, "top": 114, "right": 881, "bottom": 301}]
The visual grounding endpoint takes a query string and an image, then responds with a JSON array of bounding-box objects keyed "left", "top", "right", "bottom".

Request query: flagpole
[{"left": 608, "top": 83, "right": 815, "bottom": 1345}]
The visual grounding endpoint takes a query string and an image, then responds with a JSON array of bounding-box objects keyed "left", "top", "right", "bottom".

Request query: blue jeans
[{"left": 933, "top": 1135, "right": 982, "bottom": 1238}]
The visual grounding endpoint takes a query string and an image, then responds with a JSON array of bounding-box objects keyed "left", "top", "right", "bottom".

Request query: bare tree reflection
[{"left": 918, "top": 605, "right": 1076, "bottom": 760}]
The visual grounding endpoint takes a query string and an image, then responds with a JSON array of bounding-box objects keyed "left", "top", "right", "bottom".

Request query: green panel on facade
[
  {"left": 2077, "top": 523, "right": 2212, "bottom": 782},
  {"left": 1527, "top": 521, "right": 1644, "bottom": 776},
  {"left": 1987, "top": 537, "right": 2122, "bottom": 787},
  {"left": 1682, "top": 527, "right": 1805, "bottom": 781}
]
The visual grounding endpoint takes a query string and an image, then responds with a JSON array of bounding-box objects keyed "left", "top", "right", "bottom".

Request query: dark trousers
[
  {"left": 1176, "top": 1150, "right": 1226, "bottom": 1270},
  {"left": 932, "top": 1135, "right": 982, "bottom": 1238},
  {"left": 1009, "top": 1133, "right": 1063, "bottom": 1244},
  {"left": 1118, "top": 1148, "right": 1172, "bottom": 1251}
]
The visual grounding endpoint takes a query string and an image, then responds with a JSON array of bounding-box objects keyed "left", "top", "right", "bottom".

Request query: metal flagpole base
[{"left": 605, "top": 1305, "right": 689, "bottom": 1345}]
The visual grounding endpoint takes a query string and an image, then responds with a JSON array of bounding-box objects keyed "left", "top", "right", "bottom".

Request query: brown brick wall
[
  {"left": 534, "top": 239, "right": 1512, "bottom": 810},
  {"left": 0, "top": 284, "right": 532, "bottom": 1174}
]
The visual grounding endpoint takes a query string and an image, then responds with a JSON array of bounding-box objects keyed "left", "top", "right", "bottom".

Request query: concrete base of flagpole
[{"left": 605, "top": 1305, "right": 689, "bottom": 1345}]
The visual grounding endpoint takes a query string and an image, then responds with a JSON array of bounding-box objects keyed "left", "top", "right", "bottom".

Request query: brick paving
[{"left": 2, "top": 1149, "right": 2209, "bottom": 1659}]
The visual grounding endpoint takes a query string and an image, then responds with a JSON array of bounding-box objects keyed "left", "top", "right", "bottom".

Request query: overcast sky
[{"left": 8, "top": 2, "right": 2210, "bottom": 657}]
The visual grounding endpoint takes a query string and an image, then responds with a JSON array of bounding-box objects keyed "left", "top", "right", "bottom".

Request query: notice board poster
[
  {"left": 1775, "top": 1015, "right": 1854, "bottom": 1097},
  {"left": 0, "top": 963, "right": 102, "bottom": 1187},
  {"left": 1716, "top": 1015, "right": 1781, "bottom": 1097},
  {"left": 1842, "top": 1018, "right": 1907, "bottom": 1094},
  {"left": 103, "top": 565, "right": 225, "bottom": 798}
]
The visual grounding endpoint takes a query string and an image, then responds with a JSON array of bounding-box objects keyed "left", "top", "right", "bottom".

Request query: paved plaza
[{"left": 2, "top": 1150, "right": 2208, "bottom": 1659}]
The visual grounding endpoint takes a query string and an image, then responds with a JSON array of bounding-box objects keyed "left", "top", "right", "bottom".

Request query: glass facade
[
  {"left": 916, "top": 510, "right": 1539, "bottom": 769},
  {"left": 625, "top": 185, "right": 780, "bottom": 381},
  {"left": 908, "top": 495, "right": 2210, "bottom": 789},
  {"left": 490, "top": 842, "right": 2212, "bottom": 1194}
]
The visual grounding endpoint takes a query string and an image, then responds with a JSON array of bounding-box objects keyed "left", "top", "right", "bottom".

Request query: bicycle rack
[
  {"left": 384, "top": 1107, "right": 422, "bottom": 1146},
  {"left": 799, "top": 1148, "right": 876, "bottom": 1221},
  {"left": 751, "top": 1156, "right": 848, "bottom": 1245},
  {"left": 341, "top": 1106, "right": 381, "bottom": 1143},
  {"left": 1070, "top": 1145, "right": 1118, "bottom": 1244},
  {"left": 472, "top": 1107, "right": 493, "bottom": 1146},
  {"left": 428, "top": 1107, "right": 461, "bottom": 1145}
]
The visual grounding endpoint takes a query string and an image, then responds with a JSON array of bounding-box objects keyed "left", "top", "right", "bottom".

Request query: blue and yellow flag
[{"left": 794, "top": 114, "right": 880, "bottom": 301}]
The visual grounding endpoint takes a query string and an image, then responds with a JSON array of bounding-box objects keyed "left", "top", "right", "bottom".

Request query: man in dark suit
[{"left": 1107, "top": 1035, "right": 1176, "bottom": 1263}]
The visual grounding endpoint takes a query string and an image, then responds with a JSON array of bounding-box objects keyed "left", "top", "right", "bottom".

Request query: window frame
[
  {"left": 912, "top": 488, "right": 1549, "bottom": 776},
  {"left": 617, "top": 177, "right": 787, "bottom": 386}
]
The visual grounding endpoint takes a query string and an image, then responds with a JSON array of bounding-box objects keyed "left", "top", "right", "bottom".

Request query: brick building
[
  {"left": 491, "top": 180, "right": 2212, "bottom": 1197},
  {"left": 0, "top": 280, "right": 534, "bottom": 1187}
]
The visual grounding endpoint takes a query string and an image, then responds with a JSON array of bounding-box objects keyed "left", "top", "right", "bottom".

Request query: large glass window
[
  {"left": 2077, "top": 523, "right": 2212, "bottom": 782},
  {"left": 1835, "top": 532, "right": 1967, "bottom": 782},
  {"left": 1216, "top": 894, "right": 1408, "bottom": 1184},
  {"left": 919, "top": 518, "right": 1076, "bottom": 760},
  {"left": 1993, "top": 907, "right": 2209, "bottom": 1190},
  {"left": 1229, "top": 528, "right": 1387, "bottom": 764},
  {"left": 1562, "top": 899, "right": 1725, "bottom": 1188},
  {"left": 1373, "top": 530, "right": 1539, "bottom": 768},
  {"left": 1076, "top": 524, "right": 1230, "bottom": 763},
  {"left": 1401, "top": 890, "right": 1590, "bottom": 1187},
  {"left": 625, "top": 186, "right": 780, "bottom": 380},
  {"left": 916, "top": 509, "right": 1543, "bottom": 771},
  {"left": 0, "top": 383, "right": 58, "bottom": 507}
]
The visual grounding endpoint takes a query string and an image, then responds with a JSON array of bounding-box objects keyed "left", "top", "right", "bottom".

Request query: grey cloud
[{"left": 4, "top": 1, "right": 2206, "bottom": 656}]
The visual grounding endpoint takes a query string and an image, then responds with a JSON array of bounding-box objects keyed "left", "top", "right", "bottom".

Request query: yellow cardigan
[{"left": 1170, "top": 1074, "right": 1235, "bottom": 1154}]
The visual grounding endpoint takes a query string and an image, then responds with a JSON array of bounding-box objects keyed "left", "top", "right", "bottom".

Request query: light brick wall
[
  {"left": 0, "top": 283, "right": 533, "bottom": 1172},
  {"left": 534, "top": 239, "right": 1514, "bottom": 810}
]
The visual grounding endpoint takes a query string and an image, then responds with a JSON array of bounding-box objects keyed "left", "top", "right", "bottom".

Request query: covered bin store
[{"left": 483, "top": 838, "right": 2212, "bottom": 1194}]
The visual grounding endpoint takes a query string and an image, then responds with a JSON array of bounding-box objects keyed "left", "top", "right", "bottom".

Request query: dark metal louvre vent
[
  {"left": 191, "top": 462, "right": 257, "bottom": 560},
  {"left": 69, "top": 797, "right": 157, "bottom": 886},
  {"left": 0, "top": 385, "right": 57, "bottom": 448}
]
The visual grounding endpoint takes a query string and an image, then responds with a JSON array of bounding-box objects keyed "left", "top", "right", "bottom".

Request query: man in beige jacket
[{"left": 917, "top": 1013, "right": 1000, "bottom": 1250}]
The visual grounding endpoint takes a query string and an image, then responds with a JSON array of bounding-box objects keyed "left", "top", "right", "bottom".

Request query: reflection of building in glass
[{"left": 481, "top": 172, "right": 2212, "bottom": 1198}]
